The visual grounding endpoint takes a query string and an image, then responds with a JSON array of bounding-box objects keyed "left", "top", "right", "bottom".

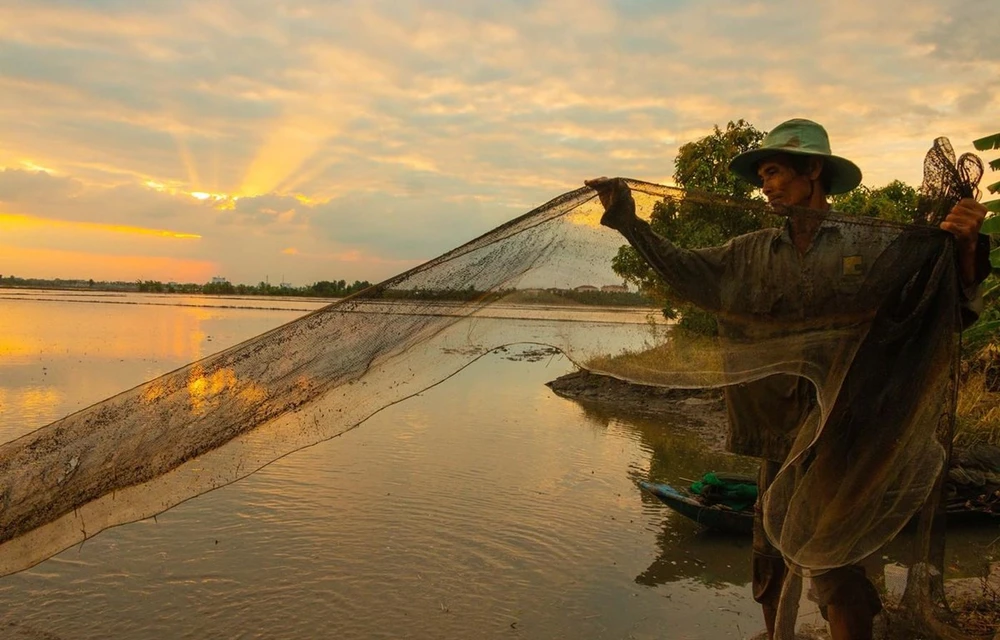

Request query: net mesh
[{"left": 0, "top": 139, "right": 991, "bottom": 638}]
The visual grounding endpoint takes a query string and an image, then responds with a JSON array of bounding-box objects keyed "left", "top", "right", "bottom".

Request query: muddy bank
[{"left": 546, "top": 369, "right": 730, "bottom": 450}]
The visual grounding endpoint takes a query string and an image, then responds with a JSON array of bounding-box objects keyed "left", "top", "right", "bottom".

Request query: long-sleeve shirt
[{"left": 612, "top": 211, "right": 990, "bottom": 460}]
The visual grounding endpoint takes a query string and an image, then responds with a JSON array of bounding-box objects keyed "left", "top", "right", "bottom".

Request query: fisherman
[{"left": 587, "top": 118, "right": 990, "bottom": 640}]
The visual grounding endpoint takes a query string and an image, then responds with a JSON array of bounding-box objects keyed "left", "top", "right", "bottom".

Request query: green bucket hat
[{"left": 728, "top": 118, "right": 862, "bottom": 195}]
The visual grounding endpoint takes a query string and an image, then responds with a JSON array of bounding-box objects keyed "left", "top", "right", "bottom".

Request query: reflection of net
[{"left": 0, "top": 164, "right": 986, "bottom": 637}]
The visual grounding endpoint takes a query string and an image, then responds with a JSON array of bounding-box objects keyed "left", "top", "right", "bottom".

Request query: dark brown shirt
[{"left": 615, "top": 215, "right": 986, "bottom": 460}]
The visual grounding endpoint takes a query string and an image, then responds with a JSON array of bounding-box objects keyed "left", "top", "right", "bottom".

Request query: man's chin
[{"left": 768, "top": 202, "right": 793, "bottom": 217}]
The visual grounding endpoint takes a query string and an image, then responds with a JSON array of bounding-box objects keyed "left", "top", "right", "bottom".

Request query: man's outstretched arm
[{"left": 585, "top": 177, "right": 729, "bottom": 312}]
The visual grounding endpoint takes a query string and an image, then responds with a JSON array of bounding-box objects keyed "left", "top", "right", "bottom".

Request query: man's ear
[{"left": 808, "top": 158, "right": 824, "bottom": 181}]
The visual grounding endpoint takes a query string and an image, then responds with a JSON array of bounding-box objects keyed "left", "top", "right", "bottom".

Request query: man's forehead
[{"left": 755, "top": 156, "right": 790, "bottom": 175}]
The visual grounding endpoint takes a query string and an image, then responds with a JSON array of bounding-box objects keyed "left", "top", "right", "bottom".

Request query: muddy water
[{"left": 0, "top": 290, "right": 994, "bottom": 639}]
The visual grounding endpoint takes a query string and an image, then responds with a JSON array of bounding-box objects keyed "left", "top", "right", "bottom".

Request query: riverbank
[{"left": 546, "top": 369, "right": 729, "bottom": 450}]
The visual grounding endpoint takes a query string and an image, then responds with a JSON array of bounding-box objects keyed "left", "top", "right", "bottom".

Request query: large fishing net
[{"left": 0, "top": 138, "right": 992, "bottom": 639}]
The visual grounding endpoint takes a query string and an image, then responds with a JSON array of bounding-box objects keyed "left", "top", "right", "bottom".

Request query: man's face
[{"left": 756, "top": 155, "right": 814, "bottom": 208}]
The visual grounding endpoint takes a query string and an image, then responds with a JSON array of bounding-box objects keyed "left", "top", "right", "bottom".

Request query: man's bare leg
[
  {"left": 826, "top": 604, "right": 874, "bottom": 640},
  {"left": 762, "top": 604, "right": 778, "bottom": 639}
]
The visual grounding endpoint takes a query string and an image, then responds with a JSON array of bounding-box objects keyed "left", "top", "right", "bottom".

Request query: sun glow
[
  {"left": 20, "top": 160, "right": 59, "bottom": 174},
  {"left": 0, "top": 213, "right": 201, "bottom": 239},
  {"left": 190, "top": 191, "right": 231, "bottom": 203}
]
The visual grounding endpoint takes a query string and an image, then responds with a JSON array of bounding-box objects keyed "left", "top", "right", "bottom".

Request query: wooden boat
[
  {"left": 640, "top": 478, "right": 1000, "bottom": 536},
  {"left": 639, "top": 481, "right": 753, "bottom": 535}
]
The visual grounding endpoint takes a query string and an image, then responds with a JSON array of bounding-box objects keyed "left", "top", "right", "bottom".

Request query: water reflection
[
  {"left": 0, "top": 295, "right": 317, "bottom": 441},
  {"left": 560, "top": 388, "right": 1000, "bottom": 594},
  {"left": 558, "top": 390, "right": 758, "bottom": 591},
  {"left": 636, "top": 527, "right": 750, "bottom": 588}
]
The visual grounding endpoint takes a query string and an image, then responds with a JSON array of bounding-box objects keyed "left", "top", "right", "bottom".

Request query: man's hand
[
  {"left": 940, "top": 198, "right": 987, "bottom": 286},
  {"left": 585, "top": 177, "right": 636, "bottom": 230},
  {"left": 585, "top": 177, "right": 617, "bottom": 209}
]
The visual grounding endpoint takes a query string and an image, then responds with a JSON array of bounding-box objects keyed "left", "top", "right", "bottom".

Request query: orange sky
[{"left": 1, "top": 0, "right": 997, "bottom": 285}]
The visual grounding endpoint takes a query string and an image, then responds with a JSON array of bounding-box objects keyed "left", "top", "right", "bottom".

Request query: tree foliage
[
  {"left": 672, "top": 119, "right": 767, "bottom": 201},
  {"left": 831, "top": 180, "right": 921, "bottom": 224},
  {"left": 611, "top": 120, "right": 771, "bottom": 334}
]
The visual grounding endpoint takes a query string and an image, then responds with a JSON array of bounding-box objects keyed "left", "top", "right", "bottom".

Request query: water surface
[{"left": 2, "top": 289, "right": 991, "bottom": 639}]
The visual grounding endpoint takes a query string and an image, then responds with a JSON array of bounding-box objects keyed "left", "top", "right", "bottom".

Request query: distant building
[
  {"left": 601, "top": 284, "right": 628, "bottom": 293},
  {"left": 211, "top": 276, "right": 228, "bottom": 284},
  {"left": 280, "top": 282, "right": 292, "bottom": 289},
  {"left": 574, "top": 285, "right": 599, "bottom": 292}
]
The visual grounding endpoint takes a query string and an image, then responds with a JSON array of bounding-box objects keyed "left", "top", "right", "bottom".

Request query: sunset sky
[{"left": 1, "top": 0, "right": 997, "bottom": 286}]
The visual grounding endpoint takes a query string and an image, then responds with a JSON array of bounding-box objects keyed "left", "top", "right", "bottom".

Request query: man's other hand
[
  {"left": 940, "top": 198, "right": 987, "bottom": 286},
  {"left": 940, "top": 198, "right": 986, "bottom": 250}
]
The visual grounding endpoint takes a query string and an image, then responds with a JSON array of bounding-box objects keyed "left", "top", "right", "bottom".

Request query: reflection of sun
[
  {"left": 188, "top": 366, "right": 239, "bottom": 413},
  {"left": 186, "top": 366, "right": 270, "bottom": 414},
  {"left": 0, "top": 335, "right": 39, "bottom": 359},
  {"left": 240, "top": 383, "right": 269, "bottom": 404},
  {"left": 20, "top": 387, "right": 63, "bottom": 420},
  {"left": 142, "top": 380, "right": 168, "bottom": 404}
]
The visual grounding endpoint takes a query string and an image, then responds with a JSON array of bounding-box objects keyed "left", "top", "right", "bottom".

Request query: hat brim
[{"left": 729, "top": 148, "right": 862, "bottom": 195}]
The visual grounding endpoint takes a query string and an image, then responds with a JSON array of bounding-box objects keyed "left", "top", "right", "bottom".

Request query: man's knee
[
  {"left": 812, "top": 565, "right": 882, "bottom": 621},
  {"left": 752, "top": 552, "right": 786, "bottom": 607}
]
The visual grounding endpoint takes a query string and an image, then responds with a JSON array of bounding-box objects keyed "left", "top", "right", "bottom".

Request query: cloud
[{"left": 1, "top": 0, "right": 998, "bottom": 285}]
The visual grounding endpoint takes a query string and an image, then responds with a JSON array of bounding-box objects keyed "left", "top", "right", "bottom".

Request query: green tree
[
  {"left": 831, "top": 180, "right": 920, "bottom": 224},
  {"left": 611, "top": 120, "right": 770, "bottom": 334}
]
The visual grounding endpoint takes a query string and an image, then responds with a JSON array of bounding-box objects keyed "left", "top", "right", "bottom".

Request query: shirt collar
[{"left": 772, "top": 215, "right": 842, "bottom": 251}]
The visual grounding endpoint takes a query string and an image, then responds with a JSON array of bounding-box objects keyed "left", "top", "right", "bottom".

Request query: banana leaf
[{"left": 974, "top": 133, "right": 1000, "bottom": 151}]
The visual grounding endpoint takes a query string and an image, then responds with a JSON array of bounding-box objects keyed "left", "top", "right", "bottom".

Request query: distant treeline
[
  {"left": 0, "top": 275, "right": 373, "bottom": 298},
  {"left": 557, "top": 289, "right": 650, "bottom": 306},
  {"left": 0, "top": 275, "right": 651, "bottom": 306}
]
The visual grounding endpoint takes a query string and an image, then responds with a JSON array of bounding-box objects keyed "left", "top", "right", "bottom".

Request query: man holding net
[{"left": 587, "top": 118, "right": 989, "bottom": 640}]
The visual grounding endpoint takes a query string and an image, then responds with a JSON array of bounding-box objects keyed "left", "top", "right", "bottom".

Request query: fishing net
[{"left": 0, "top": 139, "right": 991, "bottom": 639}]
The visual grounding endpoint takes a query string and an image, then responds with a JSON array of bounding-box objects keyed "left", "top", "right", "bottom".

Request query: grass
[
  {"left": 584, "top": 328, "right": 726, "bottom": 388},
  {"left": 952, "top": 597, "right": 1000, "bottom": 636},
  {"left": 954, "top": 344, "right": 1000, "bottom": 446}
]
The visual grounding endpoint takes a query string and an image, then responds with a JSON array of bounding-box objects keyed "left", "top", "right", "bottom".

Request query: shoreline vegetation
[{"left": 0, "top": 277, "right": 652, "bottom": 306}]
